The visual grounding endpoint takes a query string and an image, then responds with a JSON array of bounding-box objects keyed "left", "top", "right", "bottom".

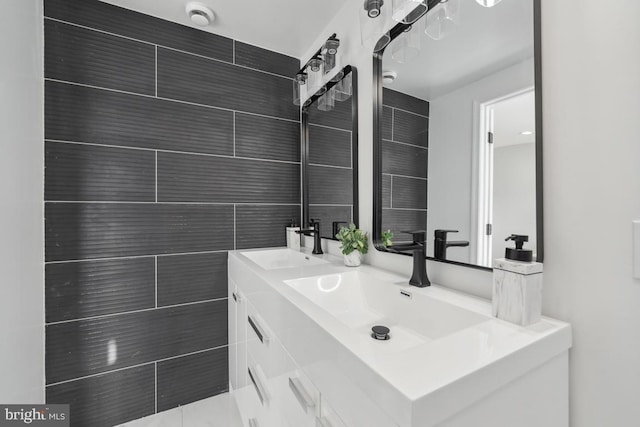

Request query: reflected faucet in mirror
[{"left": 434, "top": 229, "right": 469, "bottom": 261}]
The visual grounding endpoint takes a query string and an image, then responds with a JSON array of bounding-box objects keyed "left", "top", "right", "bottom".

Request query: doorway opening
[{"left": 475, "top": 88, "right": 536, "bottom": 267}]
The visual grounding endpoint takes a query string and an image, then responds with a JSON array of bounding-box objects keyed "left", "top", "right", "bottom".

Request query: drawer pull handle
[
  {"left": 248, "top": 418, "right": 259, "bottom": 427},
  {"left": 248, "top": 366, "right": 269, "bottom": 405},
  {"left": 289, "top": 377, "right": 315, "bottom": 412},
  {"left": 248, "top": 315, "right": 269, "bottom": 344},
  {"left": 316, "top": 417, "right": 333, "bottom": 427}
]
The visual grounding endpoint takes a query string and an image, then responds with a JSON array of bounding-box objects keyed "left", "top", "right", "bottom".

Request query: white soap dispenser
[
  {"left": 286, "top": 218, "right": 300, "bottom": 250},
  {"left": 492, "top": 234, "right": 543, "bottom": 326}
]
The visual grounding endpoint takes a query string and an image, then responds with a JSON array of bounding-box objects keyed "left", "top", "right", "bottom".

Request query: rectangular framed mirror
[
  {"left": 302, "top": 66, "right": 359, "bottom": 239},
  {"left": 372, "top": 0, "right": 542, "bottom": 269}
]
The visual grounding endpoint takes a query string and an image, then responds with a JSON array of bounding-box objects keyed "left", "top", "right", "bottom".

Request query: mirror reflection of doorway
[{"left": 477, "top": 88, "right": 536, "bottom": 266}]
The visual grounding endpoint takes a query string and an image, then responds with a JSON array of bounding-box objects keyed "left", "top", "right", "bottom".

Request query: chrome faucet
[
  {"left": 296, "top": 219, "right": 323, "bottom": 255},
  {"left": 388, "top": 230, "right": 430, "bottom": 287}
]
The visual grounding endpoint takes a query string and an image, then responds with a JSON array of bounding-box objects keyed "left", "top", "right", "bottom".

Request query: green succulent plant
[
  {"left": 335, "top": 223, "right": 369, "bottom": 255},
  {"left": 381, "top": 229, "right": 394, "bottom": 248}
]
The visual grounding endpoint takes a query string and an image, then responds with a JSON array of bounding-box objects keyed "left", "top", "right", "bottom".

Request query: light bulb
[{"left": 475, "top": 0, "right": 503, "bottom": 7}]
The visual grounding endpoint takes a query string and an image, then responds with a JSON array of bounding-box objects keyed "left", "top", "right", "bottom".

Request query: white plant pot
[{"left": 343, "top": 251, "right": 362, "bottom": 267}]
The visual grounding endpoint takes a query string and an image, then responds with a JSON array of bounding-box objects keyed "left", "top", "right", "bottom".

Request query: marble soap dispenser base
[{"left": 492, "top": 258, "right": 543, "bottom": 326}]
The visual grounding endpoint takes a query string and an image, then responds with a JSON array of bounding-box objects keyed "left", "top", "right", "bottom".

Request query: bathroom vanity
[{"left": 228, "top": 247, "right": 571, "bottom": 427}]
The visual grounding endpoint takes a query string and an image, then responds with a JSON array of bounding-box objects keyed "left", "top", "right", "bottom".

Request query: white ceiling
[
  {"left": 100, "top": 0, "right": 346, "bottom": 59},
  {"left": 383, "top": 0, "right": 534, "bottom": 99}
]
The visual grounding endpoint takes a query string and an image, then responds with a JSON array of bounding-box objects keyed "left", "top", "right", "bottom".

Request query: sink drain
[{"left": 371, "top": 325, "right": 390, "bottom": 341}]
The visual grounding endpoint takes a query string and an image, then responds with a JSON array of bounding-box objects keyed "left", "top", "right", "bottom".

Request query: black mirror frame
[
  {"left": 372, "top": 0, "right": 543, "bottom": 268},
  {"left": 302, "top": 65, "right": 359, "bottom": 239}
]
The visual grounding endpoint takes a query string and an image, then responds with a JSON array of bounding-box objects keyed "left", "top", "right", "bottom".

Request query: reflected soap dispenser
[
  {"left": 492, "top": 235, "right": 543, "bottom": 326},
  {"left": 286, "top": 218, "right": 300, "bottom": 250}
]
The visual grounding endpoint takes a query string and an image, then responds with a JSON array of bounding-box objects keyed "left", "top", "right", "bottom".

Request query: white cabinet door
[{"left": 229, "top": 282, "right": 248, "bottom": 392}]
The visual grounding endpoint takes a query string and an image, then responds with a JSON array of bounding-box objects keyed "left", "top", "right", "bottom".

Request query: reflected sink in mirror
[
  {"left": 240, "top": 248, "right": 329, "bottom": 270},
  {"left": 284, "top": 271, "right": 489, "bottom": 347}
]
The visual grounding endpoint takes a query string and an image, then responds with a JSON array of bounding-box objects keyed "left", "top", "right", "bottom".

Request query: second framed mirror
[
  {"left": 372, "top": 0, "right": 542, "bottom": 269},
  {"left": 302, "top": 66, "right": 359, "bottom": 240}
]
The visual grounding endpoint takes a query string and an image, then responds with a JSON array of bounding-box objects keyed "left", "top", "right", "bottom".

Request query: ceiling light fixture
[
  {"left": 185, "top": 2, "right": 215, "bottom": 27},
  {"left": 382, "top": 70, "right": 397, "bottom": 85},
  {"left": 520, "top": 131, "right": 534, "bottom": 135}
]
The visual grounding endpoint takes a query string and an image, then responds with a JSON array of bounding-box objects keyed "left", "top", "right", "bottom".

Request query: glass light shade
[
  {"left": 323, "top": 53, "right": 336, "bottom": 75},
  {"left": 307, "top": 67, "right": 323, "bottom": 94},
  {"left": 391, "top": 0, "right": 423, "bottom": 23},
  {"left": 475, "top": 0, "right": 502, "bottom": 7},
  {"left": 425, "top": 0, "right": 458, "bottom": 40},
  {"left": 391, "top": 20, "right": 423, "bottom": 64},
  {"left": 317, "top": 89, "right": 336, "bottom": 111},
  {"left": 333, "top": 73, "right": 352, "bottom": 101},
  {"left": 292, "top": 79, "right": 301, "bottom": 106}
]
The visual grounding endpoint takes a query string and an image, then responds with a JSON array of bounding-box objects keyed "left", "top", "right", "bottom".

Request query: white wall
[
  {"left": 0, "top": 0, "right": 44, "bottom": 403},
  {"left": 428, "top": 60, "right": 534, "bottom": 264},
  {"left": 541, "top": 1, "right": 640, "bottom": 426},
  {"left": 306, "top": 0, "right": 640, "bottom": 425}
]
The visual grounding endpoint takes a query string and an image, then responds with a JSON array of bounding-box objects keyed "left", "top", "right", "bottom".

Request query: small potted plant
[
  {"left": 381, "top": 229, "right": 393, "bottom": 248},
  {"left": 335, "top": 223, "right": 369, "bottom": 267}
]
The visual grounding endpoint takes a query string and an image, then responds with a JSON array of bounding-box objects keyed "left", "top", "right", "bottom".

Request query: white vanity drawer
[
  {"left": 246, "top": 301, "right": 279, "bottom": 377},
  {"left": 273, "top": 345, "right": 319, "bottom": 427},
  {"left": 235, "top": 372, "right": 264, "bottom": 427},
  {"left": 244, "top": 355, "right": 278, "bottom": 427},
  {"left": 317, "top": 400, "right": 348, "bottom": 427}
]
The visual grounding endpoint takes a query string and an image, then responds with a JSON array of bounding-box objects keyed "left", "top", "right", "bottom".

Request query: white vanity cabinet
[
  {"left": 232, "top": 283, "right": 336, "bottom": 427},
  {"left": 229, "top": 248, "right": 571, "bottom": 427}
]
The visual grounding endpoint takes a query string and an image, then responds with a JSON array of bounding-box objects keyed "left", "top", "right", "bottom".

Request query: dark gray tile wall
[
  {"left": 46, "top": 364, "right": 156, "bottom": 427},
  {"left": 157, "top": 348, "right": 229, "bottom": 411},
  {"left": 382, "top": 89, "right": 429, "bottom": 242},
  {"left": 44, "top": 1, "right": 300, "bottom": 425},
  {"left": 236, "top": 205, "right": 302, "bottom": 249},
  {"left": 306, "top": 87, "right": 356, "bottom": 238}
]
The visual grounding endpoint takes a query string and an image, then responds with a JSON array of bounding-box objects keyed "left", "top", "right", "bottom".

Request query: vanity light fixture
[
  {"left": 294, "top": 34, "right": 341, "bottom": 105},
  {"left": 185, "top": 2, "right": 215, "bottom": 27},
  {"left": 364, "top": 0, "right": 385, "bottom": 18},
  {"left": 475, "top": 0, "right": 503, "bottom": 7}
]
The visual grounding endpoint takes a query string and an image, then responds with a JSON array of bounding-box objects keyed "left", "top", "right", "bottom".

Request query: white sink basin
[
  {"left": 240, "top": 248, "right": 328, "bottom": 270},
  {"left": 284, "top": 271, "right": 489, "bottom": 345}
]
